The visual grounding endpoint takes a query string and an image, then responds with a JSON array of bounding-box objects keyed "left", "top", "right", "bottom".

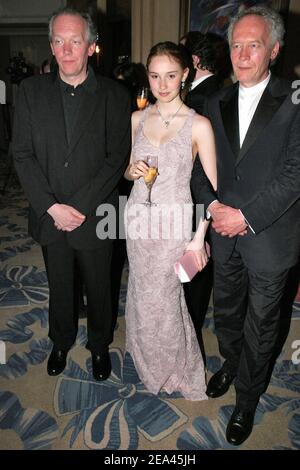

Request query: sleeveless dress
[{"left": 125, "top": 105, "right": 207, "bottom": 401}]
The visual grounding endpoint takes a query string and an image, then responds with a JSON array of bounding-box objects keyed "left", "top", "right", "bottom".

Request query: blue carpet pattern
[{"left": 0, "top": 175, "right": 299, "bottom": 450}]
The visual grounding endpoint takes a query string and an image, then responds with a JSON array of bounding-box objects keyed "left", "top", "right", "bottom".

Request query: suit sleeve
[
  {"left": 190, "top": 98, "right": 217, "bottom": 210},
  {"left": 191, "top": 157, "right": 216, "bottom": 210},
  {"left": 12, "top": 80, "right": 57, "bottom": 217},
  {"left": 241, "top": 106, "right": 300, "bottom": 234},
  {"left": 67, "top": 87, "right": 131, "bottom": 214},
  {"left": 186, "top": 92, "right": 205, "bottom": 115}
]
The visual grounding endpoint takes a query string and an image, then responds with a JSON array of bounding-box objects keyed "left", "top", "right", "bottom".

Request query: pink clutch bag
[{"left": 174, "top": 251, "right": 199, "bottom": 283}]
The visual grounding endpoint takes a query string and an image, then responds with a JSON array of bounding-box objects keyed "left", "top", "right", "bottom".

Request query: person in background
[
  {"left": 181, "top": 32, "right": 223, "bottom": 350},
  {"left": 12, "top": 7, "right": 131, "bottom": 381},
  {"left": 40, "top": 57, "right": 57, "bottom": 74},
  {"left": 40, "top": 59, "right": 52, "bottom": 74},
  {"left": 182, "top": 31, "right": 223, "bottom": 114},
  {"left": 113, "top": 61, "right": 150, "bottom": 111},
  {"left": 191, "top": 6, "right": 300, "bottom": 445}
]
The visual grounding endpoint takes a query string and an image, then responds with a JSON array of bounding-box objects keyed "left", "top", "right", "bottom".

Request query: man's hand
[
  {"left": 47, "top": 203, "right": 86, "bottom": 232},
  {"left": 209, "top": 202, "right": 247, "bottom": 237}
]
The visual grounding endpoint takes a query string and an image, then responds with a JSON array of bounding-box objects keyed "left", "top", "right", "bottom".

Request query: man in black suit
[
  {"left": 181, "top": 33, "right": 223, "bottom": 346},
  {"left": 191, "top": 6, "right": 300, "bottom": 445},
  {"left": 12, "top": 8, "right": 131, "bottom": 381}
]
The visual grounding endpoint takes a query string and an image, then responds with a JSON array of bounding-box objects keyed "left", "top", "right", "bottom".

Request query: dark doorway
[{"left": 97, "top": 0, "right": 131, "bottom": 77}]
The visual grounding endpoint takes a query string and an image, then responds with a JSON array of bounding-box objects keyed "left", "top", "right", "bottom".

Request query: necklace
[{"left": 156, "top": 101, "right": 184, "bottom": 128}]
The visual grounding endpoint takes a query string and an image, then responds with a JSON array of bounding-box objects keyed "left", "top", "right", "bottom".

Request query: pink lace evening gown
[{"left": 125, "top": 106, "right": 207, "bottom": 401}]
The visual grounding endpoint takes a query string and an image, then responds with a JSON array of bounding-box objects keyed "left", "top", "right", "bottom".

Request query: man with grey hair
[
  {"left": 12, "top": 8, "right": 131, "bottom": 381},
  {"left": 192, "top": 5, "right": 300, "bottom": 445}
]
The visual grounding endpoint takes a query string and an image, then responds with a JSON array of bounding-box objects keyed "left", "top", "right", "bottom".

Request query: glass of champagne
[
  {"left": 136, "top": 87, "right": 149, "bottom": 110},
  {"left": 143, "top": 156, "right": 158, "bottom": 206}
]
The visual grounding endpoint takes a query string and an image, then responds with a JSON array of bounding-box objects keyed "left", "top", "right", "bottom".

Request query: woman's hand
[
  {"left": 128, "top": 160, "right": 149, "bottom": 180},
  {"left": 185, "top": 240, "right": 209, "bottom": 272}
]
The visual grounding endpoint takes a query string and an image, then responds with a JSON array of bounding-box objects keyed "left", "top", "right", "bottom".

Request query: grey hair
[
  {"left": 48, "top": 7, "right": 97, "bottom": 44},
  {"left": 227, "top": 5, "right": 285, "bottom": 49}
]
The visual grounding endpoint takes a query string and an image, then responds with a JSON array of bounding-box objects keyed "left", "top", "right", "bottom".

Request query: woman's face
[{"left": 148, "top": 54, "right": 188, "bottom": 103}]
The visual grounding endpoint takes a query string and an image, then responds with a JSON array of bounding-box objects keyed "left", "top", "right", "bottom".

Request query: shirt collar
[
  {"left": 57, "top": 65, "right": 97, "bottom": 94},
  {"left": 239, "top": 71, "right": 271, "bottom": 97},
  {"left": 190, "top": 73, "right": 214, "bottom": 91}
]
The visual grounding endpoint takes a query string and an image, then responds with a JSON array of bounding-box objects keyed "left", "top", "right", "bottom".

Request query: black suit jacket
[
  {"left": 186, "top": 74, "right": 222, "bottom": 212},
  {"left": 12, "top": 71, "right": 131, "bottom": 249},
  {"left": 186, "top": 74, "right": 222, "bottom": 115},
  {"left": 191, "top": 75, "right": 300, "bottom": 271}
]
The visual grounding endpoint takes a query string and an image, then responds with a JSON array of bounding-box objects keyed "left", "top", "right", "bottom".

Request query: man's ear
[
  {"left": 270, "top": 41, "right": 280, "bottom": 61},
  {"left": 192, "top": 54, "right": 200, "bottom": 69},
  {"left": 183, "top": 67, "right": 189, "bottom": 82},
  {"left": 88, "top": 42, "right": 96, "bottom": 57}
]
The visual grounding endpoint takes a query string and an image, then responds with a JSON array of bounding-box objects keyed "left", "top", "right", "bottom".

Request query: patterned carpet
[{"left": 0, "top": 163, "right": 299, "bottom": 451}]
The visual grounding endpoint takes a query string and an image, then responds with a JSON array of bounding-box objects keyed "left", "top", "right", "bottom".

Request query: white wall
[{"left": 131, "top": 0, "right": 183, "bottom": 65}]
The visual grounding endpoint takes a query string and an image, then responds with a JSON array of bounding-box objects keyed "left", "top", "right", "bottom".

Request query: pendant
[{"left": 164, "top": 121, "right": 170, "bottom": 128}]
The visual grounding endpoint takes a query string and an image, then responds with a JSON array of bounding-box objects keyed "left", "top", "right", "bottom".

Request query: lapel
[
  {"left": 220, "top": 83, "right": 240, "bottom": 158},
  {"left": 66, "top": 81, "right": 99, "bottom": 159},
  {"left": 236, "top": 76, "right": 287, "bottom": 165},
  {"left": 219, "top": 76, "right": 289, "bottom": 166},
  {"left": 47, "top": 75, "right": 68, "bottom": 154}
]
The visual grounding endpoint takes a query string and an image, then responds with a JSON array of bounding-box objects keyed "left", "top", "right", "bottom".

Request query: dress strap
[
  {"left": 136, "top": 105, "right": 152, "bottom": 135},
  {"left": 187, "top": 107, "right": 196, "bottom": 120},
  {"left": 183, "top": 107, "right": 196, "bottom": 133}
]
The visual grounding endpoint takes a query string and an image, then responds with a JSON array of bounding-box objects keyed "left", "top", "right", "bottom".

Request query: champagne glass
[
  {"left": 136, "top": 87, "right": 149, "bottom": 110},
  {"left": 143, "top": 155, "right": 158, "bottom": 206}
]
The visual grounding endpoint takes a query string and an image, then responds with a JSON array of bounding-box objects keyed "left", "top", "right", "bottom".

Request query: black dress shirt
[{"left": 59, "top": 67, "right": 97, "bottom": 145}]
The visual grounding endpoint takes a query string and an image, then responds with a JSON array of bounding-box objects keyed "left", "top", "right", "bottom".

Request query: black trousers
[
  {"left": 42, "top": 235, "right": 113, "bottom": 354},
  {"left": 213, "top": 248, "right": 289, "bottom": 411},
  {"left": 184, "top": 208, "right": 214, "bottom": 348},
  {"left": 184, "top": 259, "right": 213, "bottom": 358}
]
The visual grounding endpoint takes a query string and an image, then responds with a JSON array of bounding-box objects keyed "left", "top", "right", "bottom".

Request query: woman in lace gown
[{"left": 124, "top": 42, "right": 217, "bottom": 400}]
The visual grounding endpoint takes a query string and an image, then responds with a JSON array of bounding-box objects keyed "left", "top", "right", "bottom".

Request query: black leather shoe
[
  {"left": 206, "top": 368, "right": 235, "bottom": 398},
  {"left": 47, "top": 348, "right": 68, "bottom": 376},
  {"left": 226, "top": 407, "right": 255, "bottom": 446},
  {"left": 92, "top": 351, "right": 112, "bottom": 381}
]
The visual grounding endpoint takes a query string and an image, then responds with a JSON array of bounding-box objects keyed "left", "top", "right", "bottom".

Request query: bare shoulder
[
  {"left": 192, "top": 113, "right": 213, "bottom": 136},
  {"left": 193, "top": 113, "right": 212, "bottom": 128}
]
